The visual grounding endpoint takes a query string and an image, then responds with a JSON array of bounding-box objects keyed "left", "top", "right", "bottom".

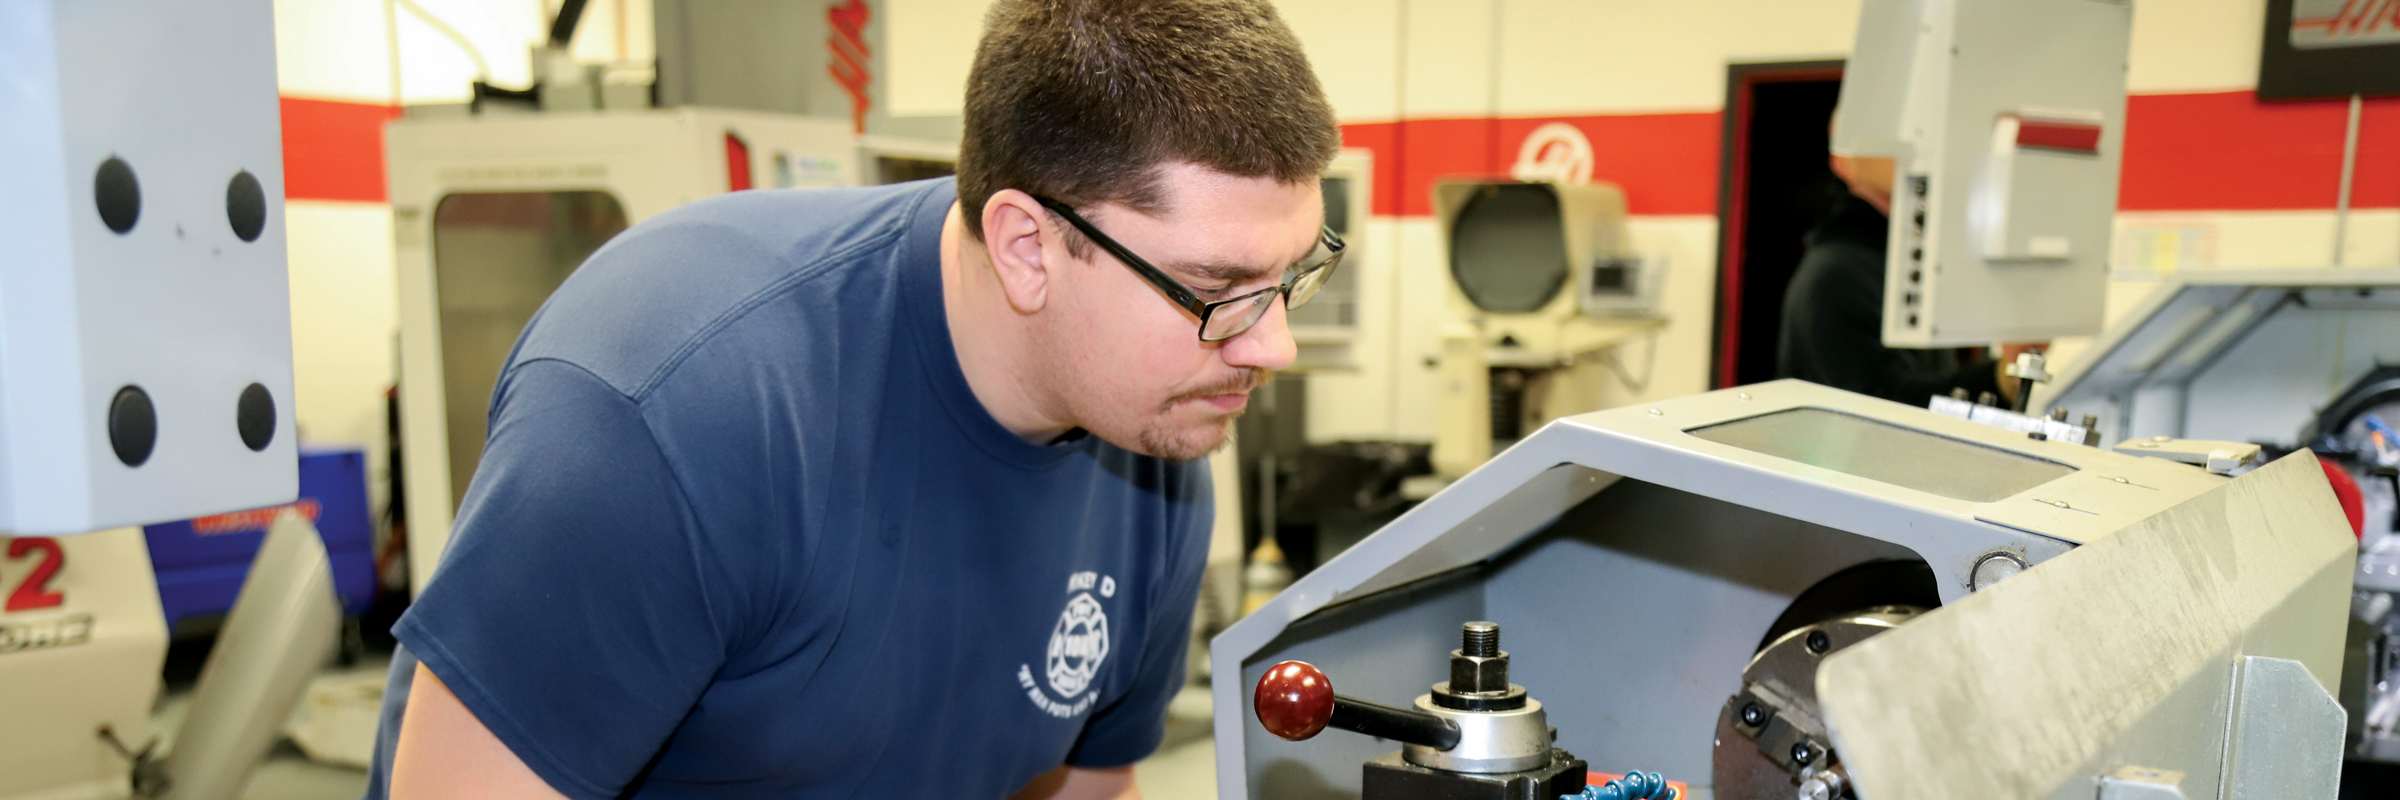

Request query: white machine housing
[
  {"left": 1835, "top": 0, "right": 2131, "bottom": 347},
  {"left": 0, "top": 0, "right": 298, "bottom": 534},
  {"left": 1215, "top": 380, "right": 2351, "bottom": 799},
  {"left": 387, "top": 109, "right": 955, "bottom": 594},
  {"left": 2036, "top": 268, "right": 2400, "bottom": 448}
]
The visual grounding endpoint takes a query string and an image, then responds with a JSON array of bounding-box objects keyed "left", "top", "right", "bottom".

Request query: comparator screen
[{"left": 1689, "top": 407, "right": 2075, "bottom": 503}]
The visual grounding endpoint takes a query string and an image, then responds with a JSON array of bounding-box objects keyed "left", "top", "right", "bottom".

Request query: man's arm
[
  {"left": 391, "top": 664, "right": 571, "bottom": 800},
  {"left": 1010, "top": 764, "right": 1141, "bottom": 800}
]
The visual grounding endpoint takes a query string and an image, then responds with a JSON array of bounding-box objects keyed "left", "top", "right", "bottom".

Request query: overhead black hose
[{"left": 547, "top": 0, "right": 591, "bottom": 49}]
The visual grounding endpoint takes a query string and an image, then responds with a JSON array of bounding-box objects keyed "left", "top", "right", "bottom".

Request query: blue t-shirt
[{"left": 371, "top": 178, "right": 1212, "bottom": 799}]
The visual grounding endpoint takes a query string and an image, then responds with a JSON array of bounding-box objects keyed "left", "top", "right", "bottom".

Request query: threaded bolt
[{"left": 1461, "top": 621, "right": 1500, "bottom": 657}]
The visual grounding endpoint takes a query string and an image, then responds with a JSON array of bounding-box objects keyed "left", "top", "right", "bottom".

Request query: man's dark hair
[{"left": 957, "top": 0, "right": 1340, "bottom": 252}]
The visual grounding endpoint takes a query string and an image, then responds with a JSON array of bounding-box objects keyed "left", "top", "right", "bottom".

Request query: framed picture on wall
[{"left": 2260, "top": 0, "right": 2400, "bottom": 99}]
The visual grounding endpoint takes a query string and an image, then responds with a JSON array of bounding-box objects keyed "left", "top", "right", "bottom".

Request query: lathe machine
[{"left": 1216, "top": 380, "right": 2352, "bottom": 800}]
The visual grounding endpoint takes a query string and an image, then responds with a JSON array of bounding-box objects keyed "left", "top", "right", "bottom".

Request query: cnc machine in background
[
  {"left": 387, "top": 0, "right": 957, "bottom": 597},
  {"left": 387, "top": 110, "right": 955, "bottom": 595}
]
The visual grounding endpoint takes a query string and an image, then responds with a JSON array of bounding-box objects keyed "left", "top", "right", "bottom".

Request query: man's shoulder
[{"left": 512, "top": 179, "right": 951, "bottom": 398}]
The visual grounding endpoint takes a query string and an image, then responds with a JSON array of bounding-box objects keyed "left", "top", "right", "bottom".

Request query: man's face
[
  {"left": 1830, "top": 154, "right": 1897, "bottom": 214},
  {"left": 1033, "top": 163, "right": 1321, "bottom": 461}
]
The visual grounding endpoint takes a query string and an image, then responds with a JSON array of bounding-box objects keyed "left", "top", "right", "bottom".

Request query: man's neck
[{"left": 940, "top": 202, "right": 1077, "bottom": 444}]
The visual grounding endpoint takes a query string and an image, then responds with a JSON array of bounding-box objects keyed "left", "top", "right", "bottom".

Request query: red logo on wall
[
  {"left": 828, "top": 0, "right": 873, "bottom": 135},
  {"left": 191, "top": 499, "right": 323, "bottom": 536}
]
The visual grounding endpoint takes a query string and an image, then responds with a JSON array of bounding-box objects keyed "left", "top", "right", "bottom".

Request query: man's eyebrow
[{"left": 1163, "top": 259, "right": 1277, "bottom": 284}]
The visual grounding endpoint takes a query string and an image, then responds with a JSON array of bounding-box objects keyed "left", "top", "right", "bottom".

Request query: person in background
[{"left": 1776, "top": 150, "right": 2034, "bottom": 406}]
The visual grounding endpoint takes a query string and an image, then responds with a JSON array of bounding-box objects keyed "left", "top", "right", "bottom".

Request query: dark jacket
[{"left": 1775, "top": 193, "right": 2001, "bottom": 405}]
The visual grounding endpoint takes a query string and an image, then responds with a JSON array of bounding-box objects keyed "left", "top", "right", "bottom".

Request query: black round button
[
  {"left": 109, "top": 385, "right": 157, "bottom": 467},
  {"left": 226, "top": 170, "right": 266, "bottom": 242},
  {"left": 95, "top": 157, "right": 140, "bottom": 234},
  {"left": 237, "top": 383, "right": 275, "bottom": 451}
]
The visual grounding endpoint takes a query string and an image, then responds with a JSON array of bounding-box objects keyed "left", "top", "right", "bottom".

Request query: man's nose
[{"left": 1222, "top": 295, "right": 1298, "bottom": 373}]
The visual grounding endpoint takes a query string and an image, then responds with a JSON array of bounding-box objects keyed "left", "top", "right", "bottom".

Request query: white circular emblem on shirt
[{"left": 1044, "top": 591, "right": 1111, "bottom": 698}]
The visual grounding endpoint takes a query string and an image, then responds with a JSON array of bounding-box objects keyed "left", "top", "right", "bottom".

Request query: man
[
  {"left": 1776, "top": 151, "right": 2022, "bottom": 406},
  {"left": 366, "top": 1, "right": 1341, "bottom": 797}
]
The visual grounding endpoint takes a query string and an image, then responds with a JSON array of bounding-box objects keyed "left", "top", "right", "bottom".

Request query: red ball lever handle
[
  {"left": 1254, "top": 660, "right": 1462, "bottom": 750},
  {"left": 1255, "top": 661, "right": 1337, "bottom": 740}
]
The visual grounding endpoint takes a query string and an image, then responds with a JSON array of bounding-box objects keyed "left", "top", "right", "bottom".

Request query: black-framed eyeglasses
[{"left": 1032, "top": 195, "right": 1345, "bottom": 342}]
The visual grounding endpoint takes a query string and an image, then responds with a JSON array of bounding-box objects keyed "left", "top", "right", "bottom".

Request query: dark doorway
[{"left": 1713, "top": 61, "right": 1846, "bottom": 389}]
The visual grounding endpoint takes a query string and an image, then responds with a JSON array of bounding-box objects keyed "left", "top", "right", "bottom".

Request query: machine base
[{"left": 1361, "top": 748, "right": 1588, "bottom": 800}]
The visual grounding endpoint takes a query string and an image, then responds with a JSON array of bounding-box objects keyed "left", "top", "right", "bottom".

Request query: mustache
[{"left": 1161, "top": 368, "right": 1273, "bottom": 411}]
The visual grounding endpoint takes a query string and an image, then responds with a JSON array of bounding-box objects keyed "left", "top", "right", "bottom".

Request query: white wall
[
  {"left": 889, "top": 0, "right": 2283, "bottom": 117},
  {"left": 285, "top": 202, "right": 399, "bottom": 453}
]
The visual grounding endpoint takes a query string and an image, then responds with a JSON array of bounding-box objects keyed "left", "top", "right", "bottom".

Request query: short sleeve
[
  {"left": 1062, "top": 463, "right": 1214, "bottom": 768},
  {"left": 393, "top": 359, "right": 732, "bottom": 800}
]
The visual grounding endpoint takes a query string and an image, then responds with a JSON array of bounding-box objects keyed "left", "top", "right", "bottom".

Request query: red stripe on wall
[
  {"left": 1340, "top": 91, "right": 2399, "bottom": 218},
  {"left": 1340, "top": 112, "right": 1722, "bottom": 217},
  {"left": 280, "top": 97, "right": 400, "bottom": 203},
  {"left": 2121, "top": 91, "right": 2400, "bottom": 211},
  {"left": 275, "top": 91, "right": 2394, "bottom": 213}
]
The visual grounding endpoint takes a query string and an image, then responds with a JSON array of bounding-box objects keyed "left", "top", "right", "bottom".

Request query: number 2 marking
[{"left": 6, "top": 538, "right": 66, "bottom": 612}]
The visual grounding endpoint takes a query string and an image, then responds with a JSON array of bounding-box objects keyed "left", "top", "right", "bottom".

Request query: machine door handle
[{"left": 1254, "top": 660, "right": 1462, "bottom": 751}]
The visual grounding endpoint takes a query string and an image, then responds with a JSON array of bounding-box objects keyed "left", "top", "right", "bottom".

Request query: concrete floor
[{"left": 235, "top": 749, "right": 369, "bottom": 800}]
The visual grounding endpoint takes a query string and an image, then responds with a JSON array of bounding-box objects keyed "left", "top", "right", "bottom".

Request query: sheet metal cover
[{"left": 1813, "top": 453, "right": 2353, "bottom": 800}]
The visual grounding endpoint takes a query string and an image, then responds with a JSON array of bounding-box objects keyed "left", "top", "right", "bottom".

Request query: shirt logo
[
  {"left": 1045, "top": 592, "right": 1110, "bottom": 697},
  {"left": 1018, "top": 571, "right": 1115, "bottom": 718}
]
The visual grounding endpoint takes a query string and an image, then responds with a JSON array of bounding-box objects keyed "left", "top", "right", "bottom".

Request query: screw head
[
  {"left": 1805, "top": 630, "right": 1831, "bottom": 654},
  {"left": 1791, "top": 742, "right": 1814, "bottom": 764},
  {"left": 1971, "top": 552, "right": 2029, "bottom": 591},
  {"left": 1740, "top": 702, "right": 1766, "bottom": 726}
]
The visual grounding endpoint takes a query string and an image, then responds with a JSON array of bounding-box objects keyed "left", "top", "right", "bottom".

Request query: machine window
[
  {"left": 431, "top": 190, "right": 629, "bottom": 509},
  {"left": 1689, "top": 407, "right": 2075, "bottom": 502}
]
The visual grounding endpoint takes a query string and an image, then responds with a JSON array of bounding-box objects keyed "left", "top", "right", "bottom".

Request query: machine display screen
[{"left": 1690, "top": 407, "right": 2075, "bottom": 502}]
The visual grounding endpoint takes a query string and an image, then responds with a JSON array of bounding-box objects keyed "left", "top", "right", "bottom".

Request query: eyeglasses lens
[
  {"left": 1288, "top": 259, "right": 1334, "bottom": 308},
  {"left": 1202, "top": 291, "right": 1279, "bottom": 342}
]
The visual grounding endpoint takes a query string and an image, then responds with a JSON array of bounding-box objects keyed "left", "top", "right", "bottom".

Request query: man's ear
[{"left": 981, "top": 189, "right": 1054, "bottom": 313}]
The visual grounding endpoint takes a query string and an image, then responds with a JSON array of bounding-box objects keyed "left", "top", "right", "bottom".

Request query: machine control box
[
  {"left": 1835, "top": 0, "right": 2131, "bottom": 347},
  {"left": 0, "top": 0, "right": 298, "bottom": 534}
]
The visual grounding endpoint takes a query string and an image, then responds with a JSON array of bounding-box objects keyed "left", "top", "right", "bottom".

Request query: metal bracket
[
  {"left": 2110, "top": 437, "right": 2263, "bottom": 476},
  {"left": 2223, "top": 655, "right": 2343, "bottom": 799},
  {"left": 2095, "top": 766, "right": 2186, "bottom": 800}
]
